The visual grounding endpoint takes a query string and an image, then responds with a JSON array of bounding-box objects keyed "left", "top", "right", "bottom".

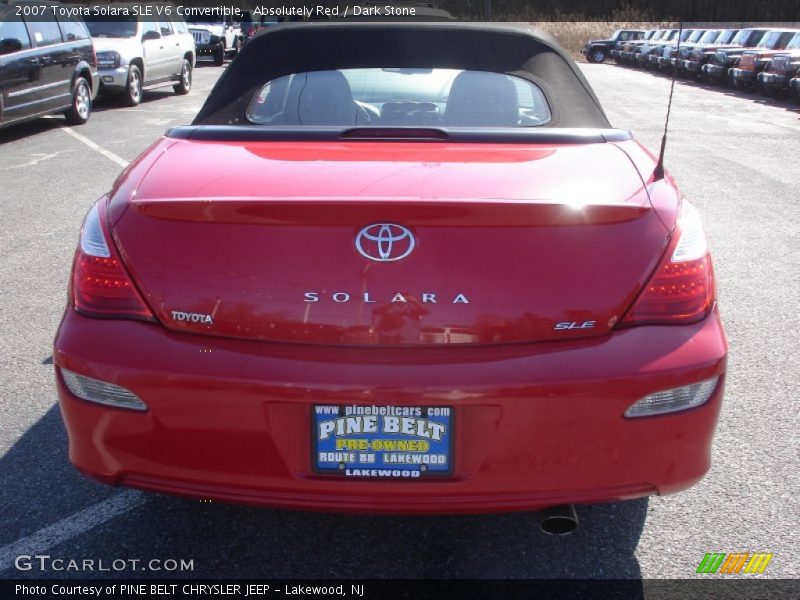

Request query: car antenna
[{"left": 653, "top": 21, "right": 684, "bottom": 181}]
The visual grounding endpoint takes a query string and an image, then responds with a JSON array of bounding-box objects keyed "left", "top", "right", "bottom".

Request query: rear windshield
[
  {"left": 787, "top": 33, "right": 800, "bottom": 50},
  {"left": 246, "top": 68, "right": 551, "bottom": 128},
  {"left": 716, "top": 30, "right": 738, "bottom": 44},
  {"left": 760, "top": 31, "right": 794, "bottom": 49},
  {"left": 743, "top": 30, "right": 765, "bottom": 44},
  {"left": 700, "top": 30, "right": 720, "bottom": 43},
  {"left": 687, "top": 30, "right": 706, "bottom": 43}
]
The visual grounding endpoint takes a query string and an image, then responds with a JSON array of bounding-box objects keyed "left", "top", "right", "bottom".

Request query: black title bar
[
  {"left": 4, "top": 579, "right": 800, "bottom": 600},
  {"left": 2, "top": 1, "right": 800, "bottom": 23}
]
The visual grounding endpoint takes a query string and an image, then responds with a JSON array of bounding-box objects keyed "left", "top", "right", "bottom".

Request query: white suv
[
  {"left": 84, "top": 7, "right": 195, "bottom": 106},
  {"left": 186, "top": 15, "right": 242, "bottom": 66}
]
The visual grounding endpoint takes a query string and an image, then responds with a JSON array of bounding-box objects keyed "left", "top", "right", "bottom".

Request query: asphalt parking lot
[{"left": 0, "top": 60, "right": 798, "bottom": 580}]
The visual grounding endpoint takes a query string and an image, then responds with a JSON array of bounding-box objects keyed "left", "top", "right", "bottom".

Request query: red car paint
[
  {"left": 54, "top": 130, "right": 727, "bottom": 513},
  {"left": 56, "top": 307, "right": 726, "bottom": 513},
  {"left": 109, "top": 140, "right": 667, "bottom": 345}
]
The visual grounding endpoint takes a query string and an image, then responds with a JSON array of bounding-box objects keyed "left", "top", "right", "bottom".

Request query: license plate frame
[{"left": 311, "top": 405, "right": 454, "bottom": 479}]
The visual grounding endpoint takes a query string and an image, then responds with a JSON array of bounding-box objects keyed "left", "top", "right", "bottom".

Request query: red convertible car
[{"left": 55, "top": 23, "right": 726, "bottom": 530}]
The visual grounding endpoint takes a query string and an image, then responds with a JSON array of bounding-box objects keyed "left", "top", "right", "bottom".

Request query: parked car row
[
  {"left": 595, "top": 26, "right": 800, "bottom": 101},
  {"left": 1, "top": 1, "right": 250, "bottom": 130},
  {"left": 580, "top": 29, "right": 648, "bottom": 63}
]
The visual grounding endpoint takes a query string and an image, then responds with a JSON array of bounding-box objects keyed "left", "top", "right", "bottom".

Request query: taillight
[
  {"left": 71, "top": 200, "right": 154, "bottom": 321},
  {"left": 620, "top": 201, "right": 715, "bottom": 326}
]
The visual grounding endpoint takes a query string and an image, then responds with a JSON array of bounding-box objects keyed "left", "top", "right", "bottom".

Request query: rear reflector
[
  {"left": 72, "top": 201, "right": 154, "bottom": 321},
  {"left": 624, "top": 377, "right": 718, "bottom": 418},
  {"left": 60, "top": 368, "right": 147, "bottom": 411}
]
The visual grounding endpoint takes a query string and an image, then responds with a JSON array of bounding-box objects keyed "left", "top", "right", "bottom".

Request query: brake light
[
  {"left": 71, "top": 200, "right": 154, "bottom": 321},
  {"left": 620, "top": 201, "right": 715, "bottom": 326}
]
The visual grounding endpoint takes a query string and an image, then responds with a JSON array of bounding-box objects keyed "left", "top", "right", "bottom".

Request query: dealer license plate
[{"left": 312, "top": 405, "right": 453, "bottom": 478}]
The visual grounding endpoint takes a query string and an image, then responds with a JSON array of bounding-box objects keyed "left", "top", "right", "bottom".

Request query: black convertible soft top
[{"left": 192, "top": 22, "right": 611, "bottom": 130}]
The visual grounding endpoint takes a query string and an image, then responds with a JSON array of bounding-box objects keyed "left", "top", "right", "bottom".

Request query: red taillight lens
[
  {"left": 620, "top": 201, "right": 716, "bottom": 326},
  {"left": 71, "top": 200, "right": 154, "bottom": 321},
  {"left": 621, "top": 255, "right": 715, "bottom": 325}
]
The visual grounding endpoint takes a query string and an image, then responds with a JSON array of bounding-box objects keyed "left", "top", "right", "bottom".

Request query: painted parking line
[
  {"left": 59, "top": 126, "right": 130, "bottom": 168},
  {"left": 0, "top": 490, "right": 145, "bottom": 573}
]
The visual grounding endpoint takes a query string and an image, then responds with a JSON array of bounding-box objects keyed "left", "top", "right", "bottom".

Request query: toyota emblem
[{"left": 355, "top": 224, "right": 415, "bottom": 262}]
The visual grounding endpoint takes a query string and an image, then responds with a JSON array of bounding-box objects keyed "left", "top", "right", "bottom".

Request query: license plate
[{"left": 312, "top": 405, "right": 453, "bottom": 479}]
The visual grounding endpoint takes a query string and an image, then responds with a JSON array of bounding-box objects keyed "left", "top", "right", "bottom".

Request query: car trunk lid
[{"left": 112, "top": 139, "right": 668, "bottom": 345}]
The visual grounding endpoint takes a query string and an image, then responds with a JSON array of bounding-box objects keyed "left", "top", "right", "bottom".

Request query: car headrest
[
  {"left": 295, "top": 71, "right": 357, "bottom": 126},
  {"left": 445, "top": 71, "right": 520, "bottom": 127}
]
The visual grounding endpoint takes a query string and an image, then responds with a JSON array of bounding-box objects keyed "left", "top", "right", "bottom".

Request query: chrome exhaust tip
[{"left": 538, "top": 504, "right": 578, "bottom": 535}]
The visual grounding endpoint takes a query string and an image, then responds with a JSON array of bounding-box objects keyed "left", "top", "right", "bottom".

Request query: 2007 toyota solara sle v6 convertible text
[{"left": 54, "top": 23, "right": 726, "bottom": 529}]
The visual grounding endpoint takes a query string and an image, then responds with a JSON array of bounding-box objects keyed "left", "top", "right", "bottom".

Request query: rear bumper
[
  {"left": 758, "top": 72, "right": 789, "bottom": 87},
  {"left": 731, "top": 68, "right": 756, "bottom": 83},
  {"left": 54, "top": 309, "right": 727, "bottom": 514},
  {"left": 684, "top": 59, "right": 703, "bottom": 73},
  {"left": 703, "top": 64, "right": 728, "bottom": 78}
]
